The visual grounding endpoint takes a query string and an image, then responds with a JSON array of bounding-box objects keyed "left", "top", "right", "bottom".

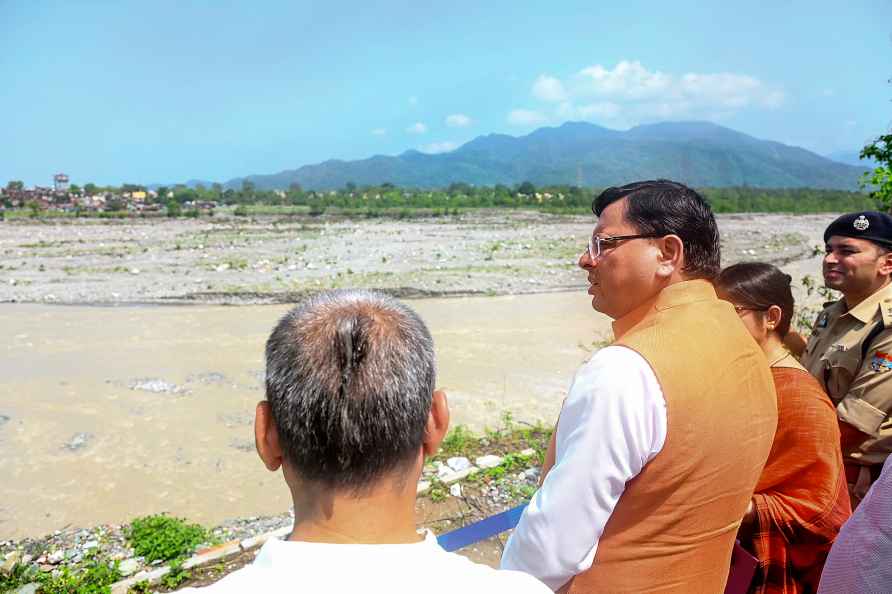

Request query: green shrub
[
  {"left": 0, "top": 562, "right": 40, "bottom": 592},
  {"left": 126, "top": 514, "right": 208, "bottom": 563},
  {"left": 233, "top": 205, "right": 249, "bottom": 217},
  {"left": 440, "top": 425, "right": 476, "bottom": 455},
  {"left": 161, "top": 559, "right": 191, "bottom": 589},
  {"left": 166, "top": 200, "right": 181, "bottom": 218},
  {"left": 39, "top": 553, "right": 121, "bottom": 594}
]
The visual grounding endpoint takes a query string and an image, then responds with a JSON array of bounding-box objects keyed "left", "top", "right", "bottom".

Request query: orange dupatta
[{"left": 747, "top": 364, "right": 852, "bottom": 594}]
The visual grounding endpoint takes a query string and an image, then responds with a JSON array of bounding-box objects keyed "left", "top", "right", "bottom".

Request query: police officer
[{"left": 799, "top": 211, "right": 892, "bottom": 505}]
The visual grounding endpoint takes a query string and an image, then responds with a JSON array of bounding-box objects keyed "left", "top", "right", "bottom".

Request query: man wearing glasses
[{"left": 502, "top": 180, "right": 778, "bottom": 593}]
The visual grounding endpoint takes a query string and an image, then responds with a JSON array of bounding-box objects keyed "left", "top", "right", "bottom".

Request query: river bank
[{"left": 0, "top": 424, "right": 548, "bottom": 593}]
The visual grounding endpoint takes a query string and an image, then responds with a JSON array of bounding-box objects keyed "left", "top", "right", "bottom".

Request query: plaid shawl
[{"left": 747, "top": 368, "right": 852, "bottom": 594}]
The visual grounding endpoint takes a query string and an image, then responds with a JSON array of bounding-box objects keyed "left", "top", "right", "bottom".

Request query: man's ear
[
  {"left": 255, "top": 400, "right": 283, "bottom": 471},
  {"left": 656, "top": 234, "right": 685, "bottom": 278},
  {"left": 422, "top": 390, "right": 450, "bottom": 457},
  {"left": 879, "top": 249, "right": 892, "bottom": 276}
]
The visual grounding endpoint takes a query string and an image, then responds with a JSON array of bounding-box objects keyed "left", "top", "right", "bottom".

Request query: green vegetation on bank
[
  {"left": 126, "top": 515, "right": 209, "bottom": 564},
  {"left": 0, "top": 516, "right": 210, "bottom": 594},
  {"left": 1, "top": 553, "right": 120, "bottom": 594}
]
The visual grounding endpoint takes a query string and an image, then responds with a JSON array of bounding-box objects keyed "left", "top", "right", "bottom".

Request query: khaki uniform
[{"left": 802, "top": 282, "right": 892, "bottom": 466}]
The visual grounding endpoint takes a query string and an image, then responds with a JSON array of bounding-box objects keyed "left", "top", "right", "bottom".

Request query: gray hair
[{"left": 265, "top": 289, "right": 436, "bottom": 491}]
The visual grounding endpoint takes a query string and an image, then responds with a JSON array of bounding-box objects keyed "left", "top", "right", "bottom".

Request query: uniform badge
[
  {"left": 854, "top": 215, "right": 870, "bottom": 231},
  {"left": 871, "top": 351, "right": 892, "bottom": 372}
]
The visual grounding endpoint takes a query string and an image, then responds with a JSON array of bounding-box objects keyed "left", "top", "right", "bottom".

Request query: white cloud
[
  {"left": 532, "top": 61, "right": 784, "bottom": 125},
  {"left": 420, "top": 141, "right": 459, "bottom": 154},
  {"left": 507, "top": 109, "right": 549, "bottom": 127},
  {"left": 408, "top": 96, "right": 419, "bottom": 106},
  {"left": 406, "top": 122, "right": 428, "bottom": 134},
  {"left": 445, "top": 113, "right": 472, "bottom": 127},
  {"left": 558, "top": 100, "right": 622, "bottom": 120},
  {"left": 576, "top": 61, "right": 671, "bottom": 100},
  {"left": 532, "top": 74, "right": 567, "bottom": 102},
  {"left": 371, "top": 128, "right": 387, "bottom": 136}
]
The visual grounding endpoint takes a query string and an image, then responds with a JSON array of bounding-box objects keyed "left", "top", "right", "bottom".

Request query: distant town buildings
[
  {"left": 0, "top": 174, "right": 195, "bottom": 214},
  {"left": 53, "top": 173, "right": 69, "bottom": 192}
]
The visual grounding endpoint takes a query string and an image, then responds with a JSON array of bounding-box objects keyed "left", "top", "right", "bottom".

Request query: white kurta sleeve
[{"left": 500, "top": 346, "right": 667, "bottom": 591}]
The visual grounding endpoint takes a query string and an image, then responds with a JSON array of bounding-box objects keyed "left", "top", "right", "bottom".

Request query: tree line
[
  {"left": 167, "top": 181, "right": 873, "bottom": 214},
  {"left": 1, "top": 178, "right": 878, "bottom": 216}
]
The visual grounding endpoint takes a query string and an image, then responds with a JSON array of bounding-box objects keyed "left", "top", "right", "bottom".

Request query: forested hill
[{"left": 221, "top": 121, "right": 868, "bottom": 191}]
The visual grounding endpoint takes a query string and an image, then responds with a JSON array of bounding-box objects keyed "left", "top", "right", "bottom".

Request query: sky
[{"left": 2, "top": 0, "right": 891, "bottom": 187}]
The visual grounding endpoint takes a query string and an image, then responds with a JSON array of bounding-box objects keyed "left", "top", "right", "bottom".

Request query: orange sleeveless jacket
[{"left": 567, "top": 280, "right": 777, "bottom": 594}]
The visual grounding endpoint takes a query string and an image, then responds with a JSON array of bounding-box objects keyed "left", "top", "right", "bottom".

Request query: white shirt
[
  {"left": 501, "top": 346, "right": 668, "bottom": 591},
  {"left": 181, "top": 530, "right": 551, "bottom": 594},
  {"left": 818, "top": 455, "right": 892, "bottom": 594}
]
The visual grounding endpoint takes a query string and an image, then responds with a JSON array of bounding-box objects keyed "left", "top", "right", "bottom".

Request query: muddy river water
[{"left": 0, "top": 292, "right": 609, "bottom": 539}]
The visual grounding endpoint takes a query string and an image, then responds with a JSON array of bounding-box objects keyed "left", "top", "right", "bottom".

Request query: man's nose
[
  {"left": 824, "top": 250, "right": 838, "bottom": 265},
  {"left": 579, "top": 250, "right": 596, "bottom": 270}
]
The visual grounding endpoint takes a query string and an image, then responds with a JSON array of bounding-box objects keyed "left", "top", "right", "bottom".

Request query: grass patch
[
  {"left": 38, "top": 553, "right": 121, "bottom": 594},
  {"left": 440, "top": 425, "right": 478, "bottom": 457},
  {"left": 160, "top": 559, "right": 192, "bottom": 589},
  {"left": 431, "top": 416, "right": 552, "bottom": 468},
  {"left": 0, "top": 562, "right": 40, "bottom": 592},
  {"left": 126, "top": 514, "right": 209, "bottom": 564}
]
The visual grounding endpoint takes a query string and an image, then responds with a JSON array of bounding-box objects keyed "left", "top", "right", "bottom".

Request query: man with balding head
[{"left": 185, "top": 289, "right": 549, "bottom": 594}]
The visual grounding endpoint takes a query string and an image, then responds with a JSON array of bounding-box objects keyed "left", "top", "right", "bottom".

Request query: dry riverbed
[{"left": 0, "top": 211, "right": 831, "bottom": 305}]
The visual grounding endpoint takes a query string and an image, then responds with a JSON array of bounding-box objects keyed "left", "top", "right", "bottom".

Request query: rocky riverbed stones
[
  {"left": 62, "top": 432, "right": 93, "bottom": 452},
  {"left": 446, "top": 456, "right": 471, "bottom": 472},
  {"left": 118, "top": 558, "right": 140, "bottom": 577},
  {"left": 475, "top": 454, "right": 503, "bottom": 469},
  {"left": 127, "top": 378, "right": 187, "bottom": 394},
  {"left": 0, "top": 212, "right": 826, "bottom": 305}
]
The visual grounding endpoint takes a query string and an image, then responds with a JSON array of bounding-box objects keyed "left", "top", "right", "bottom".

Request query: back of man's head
[
  {"left": 593, "top": 179, "right": 721, "bottom": 280},
  {"left": 265, "top": 289, "right": 435, "bottom": 492}
]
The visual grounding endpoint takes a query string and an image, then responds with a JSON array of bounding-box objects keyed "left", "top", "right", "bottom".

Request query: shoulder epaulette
[
  {"left": 881, "top": 298, "right": 892, "bottom": 327},
  {"left": 860, "top": 312, "right": 888, "bottom": 362}
]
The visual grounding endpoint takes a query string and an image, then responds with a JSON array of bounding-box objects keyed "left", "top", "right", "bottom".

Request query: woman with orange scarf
[{"left": 716, "top": 263, "right": 852, "bottom": 594}]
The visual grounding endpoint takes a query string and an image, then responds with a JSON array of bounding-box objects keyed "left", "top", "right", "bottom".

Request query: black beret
[{"left": 824, "top": 211, "right": 892, "bottom": 248}]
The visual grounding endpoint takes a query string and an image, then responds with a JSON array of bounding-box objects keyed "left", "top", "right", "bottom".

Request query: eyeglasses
[{"left": 586, "top": 234, "right": 663, "bottom": 261}]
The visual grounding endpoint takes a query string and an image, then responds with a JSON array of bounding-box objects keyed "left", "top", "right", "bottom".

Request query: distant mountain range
[
  {"left": 824, "top": 149, "right": 877, "bottom": 168},
  {"left": 174, "top": 121, "right": 873, "bottom": 191}
]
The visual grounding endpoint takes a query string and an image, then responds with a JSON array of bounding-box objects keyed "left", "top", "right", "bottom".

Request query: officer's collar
[{"left": 844, "top": 281, "right": 892, "bottom": 324}]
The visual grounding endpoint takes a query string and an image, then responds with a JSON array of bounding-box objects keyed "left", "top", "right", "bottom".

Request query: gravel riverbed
[{"left": 0, "top": 211, "right": 832, "bottom": 305}]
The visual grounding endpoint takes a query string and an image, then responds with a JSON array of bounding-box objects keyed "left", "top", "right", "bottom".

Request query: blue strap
[{"left": 436, "top": 504, "right": 528, "bottom": 552}]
